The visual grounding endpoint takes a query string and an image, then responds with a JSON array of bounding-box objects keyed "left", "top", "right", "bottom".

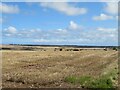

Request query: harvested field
[{"left": 2, "top": 46, "right": 119, "bottom": 88}]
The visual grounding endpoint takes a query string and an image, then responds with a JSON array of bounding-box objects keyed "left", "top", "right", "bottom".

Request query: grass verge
[{"left": 64, "top": 74, "right": 117, "bottom": 88}]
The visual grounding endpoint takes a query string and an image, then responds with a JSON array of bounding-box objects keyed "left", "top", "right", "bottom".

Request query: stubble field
[{"left": 1, "top": 46, "right": 119, "bottom": 88}]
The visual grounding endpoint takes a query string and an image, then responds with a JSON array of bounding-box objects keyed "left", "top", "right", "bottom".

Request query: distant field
[{"left": 2, "top": 45, "right": 119, "bottom": 88}]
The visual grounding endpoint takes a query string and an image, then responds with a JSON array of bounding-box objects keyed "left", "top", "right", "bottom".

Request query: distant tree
[
  {"left": 60, "top": 48, "right": 62, "bottom": 51},
  {"left": 73, "top": 49, "right": 79, "bottom": 51},
  {"left": 112, "top": 47, "right": 117, "bottom": 51},
  {"left": 104, "top": 48, "right": 107, "bottom": 51}
]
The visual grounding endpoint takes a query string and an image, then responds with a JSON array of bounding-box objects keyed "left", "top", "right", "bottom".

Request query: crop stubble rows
[{"left": 2, "top": 49, "right": 118, "bottom": 88}]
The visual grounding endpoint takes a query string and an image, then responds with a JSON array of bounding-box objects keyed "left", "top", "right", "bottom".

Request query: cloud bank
[
  {"left": 3, "top": 21, "right": 118, "bottom": 45},
  {"left": 40, "top": 2, "right": 87, "bottom": 16},
  {"left": 0, "top": 3, "right": 20, "bottom": 14}
]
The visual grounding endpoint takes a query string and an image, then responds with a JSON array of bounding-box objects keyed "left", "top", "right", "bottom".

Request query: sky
[{"left": 0, "top": 1, "right": 118, "bottom": 46}]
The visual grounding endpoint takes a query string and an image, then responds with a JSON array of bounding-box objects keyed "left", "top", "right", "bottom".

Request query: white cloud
[
  {"left": 3, "top": 23, "right": 117, "bottom": 45},
  {"left": 4, "top": 26, "right": 17, "bottom": 34},
  {"left": 97, "top": 27, "right": 117, "bottom": 42},
  {"left": 0, "top": 3, "right": 20, "bottom": 14},
  {"left": 68, "top": 21, "right": 83, "bottom": 30},
  {"left": 56, "top": 29, "right": 67, "bottom": 33},
  {"left": 104, "top": 2, "right": 118, "bottom": 15},
  {"left": 68, "top": 21, "right": 79, "bottom": 30},
  {"left": 33, "top": 39, "right": 66, "bottom": 43},
  {"left": 97, "top": 27, "right": 116, "bottom": 31},
  {"left": 3, "top": 27, "right": 44, "bottom": 38},
  {"left": 96, "top": 27, "right": 117, "bottom": 34},
  {"left": 33, "top": 39, "right": 49, "bottom": 42},
  {"left": 5, "top": 34, "right": 12, "bottom": 37},
  {"left": 93, "top": 13, "right": 113, "bottom": 21},
  {"left": 40, "top": 2, "right": 87, "bottom": 16}
]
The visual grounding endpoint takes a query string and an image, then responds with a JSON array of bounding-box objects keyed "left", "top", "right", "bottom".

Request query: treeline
[{"left": 9, "top": 44, "right": 119, "bottom": 49}]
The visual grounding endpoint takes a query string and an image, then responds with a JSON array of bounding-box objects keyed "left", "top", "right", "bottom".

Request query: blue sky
[{"left": 1, "top": 2, "right": 118, "bottom": 46}]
